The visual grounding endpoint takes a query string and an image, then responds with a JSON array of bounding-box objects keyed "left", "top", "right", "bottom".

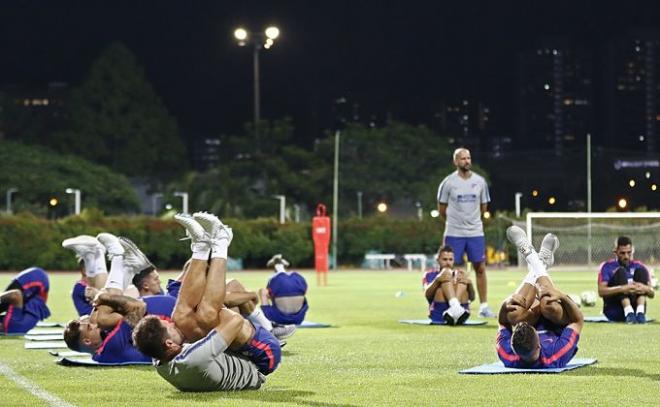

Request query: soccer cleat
[
  {"left": 455, "top": 309, "right": 470, "bottom": 325},
  {"left": 266, "top": 254, "right": 290, "bottom": 268},
  {"left": 173, "top": 213, "right": 210, "bottom": 252},
  {"left": 636, "top": 312, "right": 647, "bottom": 324},
  {"left": 119, "top": 237, "right": 154, "bottom": 274},
  {"left": 478, "top": 305, "right": 496, "bottom": 318},
  {"left": 192, "top": 211, "right": 225, "bottom": 240},
  {"left": 442, "top": 309, "right": 457, "bottom": 326},
  {"left": 271, "top": 324, "right": 296, "bottom": 340},
  {"left": 506, "top": 226, "right": 535, "bottom": 257},
  {"left": 96, "top": 233, "right": 124, "bottom": 258},
  {"left": 625, "top": 313, "right": 637, "bottom": 324},
  {"left": 62, "top": 235, "right": 100, "bottom": 257},
  {"left": 538, "top": 233, "right": 560, "bottom": 269}
]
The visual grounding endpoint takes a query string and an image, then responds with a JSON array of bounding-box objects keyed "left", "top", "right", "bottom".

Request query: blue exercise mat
[
  {"left": 459, "top": 358, "right": 597, "bottom": 374},
  {"left": 399, "top": 319, "right": 487, "bottom": 326},
  {"left": 584, "top": 315, "right": 655, "bottom": 323},
  {"left": 297, "top": 321, "right": 332, "bottom": 328},
  {"left": 0, "top": 332, "right": 25, "bottom": 336},
  {"left": 56, "top": 357, "right": 152, "bottom": 367}
]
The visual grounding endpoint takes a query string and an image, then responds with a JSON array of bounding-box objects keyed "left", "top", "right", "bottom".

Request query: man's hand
[
  {"left": 632, "top": 282, "right": 652, "bottom": 295},
  {"left": 84, "top": 286, "right": 99, "bottom": 303},
  {"left": 538, "top": 286, "right": 562, "bottom": 304},
  {"left": 507, "top": 294, "right": 527, "bottom": 310}
]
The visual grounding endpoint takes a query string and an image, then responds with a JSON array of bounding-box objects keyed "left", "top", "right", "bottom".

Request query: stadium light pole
[
  {"left": 332, "top": 130, "right": 340, "bottom": 271},
  {"left": 6, "top": 187, "right": 18, "bottom": 214},
  {"left": 151, "top": 193, "right": 163, "bottom": 216},
  {"left": 174, "top": 191, "right": 189, "bottom": 214},
  {"left": 586, "top": 133, "right": 592, "bottom": 265},
  {"left": 357, "top": 191, "right": 363, "bottom": 219},
  {"left": 233, "top": 26, "right": 280, "bottom": 141},
  {"left": 272, "top": 195, "right": 286, "bottom": 224},
  {"left": 65, "top": 188, "right": 81, "bottom": 215},
  {"left": 514, "top": 192, "right": 523, "bottom": 217}
]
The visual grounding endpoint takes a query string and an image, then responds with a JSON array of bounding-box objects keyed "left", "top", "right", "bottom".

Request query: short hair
[
  {"left": 132, "top": 315, "right": 169, "bottom": 360},
  {"left": 616, "top": 236, "right": 632, "bottom": 248},
  {"left": 453, "top": 147, "right": 470, "bottom": 161},
  {"left": 63, "top": 320, "right": 82, "bottom": 352},
  {"left": 438, "top": 245, "right": 454, "bottom": 255},
  {"left": 132, "top": 266, "right": 156, "bottom": 289},
  {"left": 511, "top": 322, "right": 538, "bottom": 361}
]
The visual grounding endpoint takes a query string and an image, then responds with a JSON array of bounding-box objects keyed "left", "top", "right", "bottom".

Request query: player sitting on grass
[
  {"left": 0, "top": 267, "right": 51, "bottom": 334},
  {"left": 422, "top": 245, "right": 475, "bottom": 325},
  {"left": 597, "top": 236, "right": 654, "bottom": 324},
  {"left": 132, "top": 212, "right": 280, "bottom": 392},
  {"left": 256, "top": 253, "right": 307, "bottom": 333},
  {"left": 496, "top": 226, "right": 583, "bottom": 369}
]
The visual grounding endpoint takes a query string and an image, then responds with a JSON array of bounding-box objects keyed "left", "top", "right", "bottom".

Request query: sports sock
[
  {"left": 274, "top": 264, "right": 286, "bottom": 274},
  {"left": 247, "top": 308, "right": 273, "bottom": 331},
  {"left": 191, "top": 249, "right": 210, "bottom": 261},
  {"left": 93, "top": 248, "right": 108, "bottom": 276},
  {"left": 448, "top": 298, "right": 460, "bottom": 308},
  {"left": 526, "top": 251, "right": 549, "bottom": 280},
  {"left": 82, "top": 253, "right": 96, "bottom": 278},
  {"left": 636, "top": 304, "right": 645, "bottom": 315},
  {"left": 479, "top": 302, "right": 489, "bottom": 312},
  {"left": 624, "top": 305, "right": 634, "bottom": 316},
  {"left": 211, "top": 241, "right": 228, "bottom": 259},
  {"left": 104, "top": 256, "right": 126, "bottom": 291}
]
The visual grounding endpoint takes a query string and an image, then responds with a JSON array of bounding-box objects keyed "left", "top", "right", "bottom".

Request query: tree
[{"left": 54, "top": 42, "right": 186, "bottom": 182}]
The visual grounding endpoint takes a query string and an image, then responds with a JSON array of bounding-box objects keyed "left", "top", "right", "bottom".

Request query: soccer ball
[{"left": 580, "top": 291, "right": 597, "bottom": 307}]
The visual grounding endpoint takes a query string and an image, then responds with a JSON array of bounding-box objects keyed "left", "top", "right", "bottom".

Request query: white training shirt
[
  {"left": 437, "top": 171, "right": 490, "bottom": 237},
  {"left": 155, "top": 329, "right": 265, "bottom": 392}
]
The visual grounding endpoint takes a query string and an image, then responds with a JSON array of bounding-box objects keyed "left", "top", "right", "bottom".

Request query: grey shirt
[
  {"left": 437, "top": 171, "right": 490, "bottom": 237},
  {"left": 155, "top": 329, "right": 265, "bottom": 392}
]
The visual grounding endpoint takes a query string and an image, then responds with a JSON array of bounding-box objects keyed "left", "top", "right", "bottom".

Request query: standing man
[{"left": 437, "top": 147, "right": 493, "bottom": 318}]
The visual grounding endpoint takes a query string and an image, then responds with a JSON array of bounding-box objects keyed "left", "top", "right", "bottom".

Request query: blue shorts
[
  {"left": 166, "top": 279, "right": 181, "bottom": 298},
  {"left": 429, "top": 301, "right": 469, "bottom": 323},
  {"left": 236, "top": 325, "right": 281, "bottom": 375},
  {"left": 2, "top": 297, "right": 50, "bottom": 334},
  {"left": 261, "top": 300, "right": 309, "bottom": 325},
  {"left": 444, "top": 236, "right": 486, "bottom": 265},
  {"left": 603, "top": 305, "right": 625, "bottom": 322}
]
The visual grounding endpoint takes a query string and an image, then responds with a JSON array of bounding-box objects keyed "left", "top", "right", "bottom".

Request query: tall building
[
  {"left": 517, "top": 43, "right": 594, "bottom": 156},
  {"left": 604, "top": 31, "right": 660, "bottom": 154}
]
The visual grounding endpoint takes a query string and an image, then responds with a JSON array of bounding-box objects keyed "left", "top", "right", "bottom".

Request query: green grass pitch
[{"left": 0, "top": 269, "right": 658, "bottom": 406}]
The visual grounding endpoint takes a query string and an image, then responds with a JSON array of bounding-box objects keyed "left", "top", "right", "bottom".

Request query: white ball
[{"left": 580, "top": 291, "right": 597, "bottom": 307}]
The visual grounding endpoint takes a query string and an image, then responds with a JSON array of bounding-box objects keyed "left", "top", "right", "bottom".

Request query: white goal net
[{"left": 524, "top": 212, "right": 660, "bottom": 269}]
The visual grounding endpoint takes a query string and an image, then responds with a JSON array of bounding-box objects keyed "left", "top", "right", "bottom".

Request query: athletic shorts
[
  {"left": 261, "top": 300, "right": 309, "bottom": 325},
  {"left": 429, "top": 301, "right": 470, "bottom": 323},
  {"left": 603, "top": 304, "right": 625, "bottom": 322},
  {"left": 2, "top": 297, "right": 49, "bottom": 334},
  {"left": 235, "top": 326, "right": 281, "bottom": 375},
  {"left": 166, "top": 279, "right": 181, "bottom": 298},
  {"left": 443, "top": 236, "right": 486, "bottom": 265}
]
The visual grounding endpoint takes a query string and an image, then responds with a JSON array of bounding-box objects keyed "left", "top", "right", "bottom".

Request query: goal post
[{"left": 525, "top": 212, "right": 660, "bottom": 269}]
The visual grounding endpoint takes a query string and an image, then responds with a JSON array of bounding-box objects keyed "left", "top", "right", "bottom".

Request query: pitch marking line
[{"left": 0, "top": 362, "right": 75, "bottom": 407}]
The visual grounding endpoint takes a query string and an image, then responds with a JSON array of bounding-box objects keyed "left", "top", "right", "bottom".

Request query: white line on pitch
[{"left": 0, "top": 362, "right": 75, "bottom": 407}]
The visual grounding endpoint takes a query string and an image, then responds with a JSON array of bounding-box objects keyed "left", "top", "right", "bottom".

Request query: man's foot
[
  {"left": 173, "top": 213, "right": 210, "bottom": 252},
  {"left": 271, "top": 324, "right": 296, "bottom": 339},
  {"left": 625, "top": 313, "right": 637, "bottom": 324},
  {"left": 538, "top": 233, "right": 560, "bottom": 269},
  {"left": 478, "top": 305, "right": 496, "bottom": 318},
  {"left": 97, "top": 233, "right": 124, "bottom": 258},
  {"left": 62, "top": 235, "right": 100, "bottom": 257},
  {"left": 506, "top": 226, "right": 535, "bottom": 257},
  {"left": 455, "top": 309, "right": 470, "bottom": 325},
  {"left": 119, "top": 237, "right": 154, "bottom": 274},
  {"left": 442, "top": 309, "right": 456, "bottom": 326},
  {"left": 636, "top": 312, "right": 647, "bottom": 324},
  {"left": 267, "top": 254, "right": 290, "bottom": 268},
  {"left": 192, "top": 211, "right": 233, "bottom": 249}
]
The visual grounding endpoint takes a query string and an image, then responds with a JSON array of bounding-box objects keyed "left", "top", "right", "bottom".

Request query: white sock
[
  {"left": 636, "top": 304, "right": 645, "bottom": 314},
  {"left": 82, "top": 253, "right": 96, "bottom": 278},
  {"left": 94, "top": 250, "right": 108, "bottom": 276},
  {"left": 248, "top": 308, "right": 273, "bottom": 331},
  {"left": 479, "top": 302, "right": 489, "bottom": 311},
  {"left": 104, "top": 256, "right": 126, "bottom": 291},
  {"left": 191, "top": 249, "right": 210, "bottom": 261},
  {"left": 274, "top": 264, "right": 286, "bottom": 274},
  {"left": 448, "top": 298, "right": 460, "bottom": 308},
  {"left": 523, "top": 271, "right": 537, "bottom": 286},
  {"left": 624, "top": 305, "right": 634, "bottom": 316},
  {"left": 211, "top": 241, "right": 228, "bottom": 259},
  {"left": 526, "top": 251, "right": 548, "bottom": 280}
]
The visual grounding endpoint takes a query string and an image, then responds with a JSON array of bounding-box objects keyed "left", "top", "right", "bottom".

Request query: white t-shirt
[
  {"left": 437, "top": 171, "right": 490, "bottom": 237},
  {"left": 156, "top": 329, "right": 265, "bottom": 392}
]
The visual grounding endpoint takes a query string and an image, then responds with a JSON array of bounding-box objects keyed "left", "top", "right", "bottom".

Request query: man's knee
[
  {"left": 539, "top": 297, "right": 564, "bottom": 322},
  {"left": 609, "top": 267, "right": 629, "bottom": 286},
  {"left": 473, "top": 262, "right": 486, "bottom": 275},
  {"left": 437, "top": 269, "right": 452, "bottom": 284},
  {"left": 633, "top": 269, "right": 649, "bottom": 284},
  {"left": 226, "top": 279, "right": 245, "bottom": 292},
  {"left": 196, "top": 303, "right": 220, "bottom": 326}
]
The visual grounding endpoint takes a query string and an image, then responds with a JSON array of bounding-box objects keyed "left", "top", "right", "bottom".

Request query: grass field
[{"left": 1, "top": 268, "right": 658, "bottom": 406}]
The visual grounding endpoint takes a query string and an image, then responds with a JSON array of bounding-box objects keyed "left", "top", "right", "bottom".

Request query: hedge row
[{"left": 0, "top": 212, "right": 512, "bottom": 270}]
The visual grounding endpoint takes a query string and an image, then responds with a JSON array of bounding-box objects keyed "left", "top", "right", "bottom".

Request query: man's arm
[
  {"left": 94, "top": 293, "right": 146, "bottom": 328},
  {"left": 542, "top": 288, "right": 584, "bottom": 334},
  {"left": 437, "top": 203, "right": 447, "bottom": 220},
  {"left": 480, "top": 203, "right": 488, "bottom": 214},
  {"left": 224, "top": 291, "right": 258, "bottom": 308},
  {"left": 424, "top": 269, "right": 451, "bottom": 302},
  {"left": 597, "top": 281, "right": 633, "bottom": 298},
  {"left": 0, "top": 289, "right": 23, "bottom": 308}
]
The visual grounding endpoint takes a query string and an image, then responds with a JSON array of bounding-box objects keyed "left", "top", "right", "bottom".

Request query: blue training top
[
  {"left": 496, "top": 324, "right": 579, "bottom": 369},
  {"left": 72, "top": 280, "right": 93, "bottom": 316},
  {"left": 267, "top": 271, "right": 307, "bottom": 297}
]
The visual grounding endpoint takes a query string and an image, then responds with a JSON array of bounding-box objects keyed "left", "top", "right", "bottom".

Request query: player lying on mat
[
  {"left": 422, "top": 245, "right": 476, "bottom": 325},
  {"left": 132, "top": 212, "right": 281, "bottom": 392},
  {"left": 496, "top": 226, "right": 584, "bottom": 369},
  {"left": 0, "top": 267, "right": 51, "bottom": 334},
  {"left": 257, "top": 253, "right": 307, "bottom": 331}
]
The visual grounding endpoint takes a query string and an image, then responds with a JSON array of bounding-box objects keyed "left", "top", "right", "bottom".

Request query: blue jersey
[
  {"left": 496, "top": 325, "right": 579, "bottom": 369},
  {"left": 72, "top": 280, "right": 93, "bottom": 316},
  {"left": 166, "top": 279, "right": 181, "bottom": 298},
  {"left": 94, "top": 320, "right": 150, "bottom": 363},
  {"left": 422, "top": 268, "right": 440, "bottom": 287},
  {"left": 2, "top": 267, "right": 51, "bottom": 334},
  {"left": 267, "top": 271, "right": 307, "bottom": 297},
  {"left": 234, "top": 325, "right": 281, "bottom": 375},
  {"left": 143, "top": 295, "right": 176, "bottom": 317}
]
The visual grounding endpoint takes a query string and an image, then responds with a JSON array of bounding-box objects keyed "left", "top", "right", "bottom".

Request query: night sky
[{"left": 2, "top": 1, "right": 660, "bottom": 144}]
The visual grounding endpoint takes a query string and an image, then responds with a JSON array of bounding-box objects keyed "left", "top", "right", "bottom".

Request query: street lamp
[
  {"left": 174, "top": 192, "right": 189, "bottom": 214},
  {"left": 65, "top": 188, "right": 81, "bottom": 215},
  {"left": 6, "top": 187, "right": 18, "bottom": 214},
  {"left": 151, "top": 193, "right": 163, "bottom": 216},
  {"left": 233, "top": 25, "right": 281, "bottom": 134},
  {"left": 514, "top": 192, "right": 523, "bottom": 217},
  {"left": 357, "top": 191, "right": 363, "bottom": 219},
  {"left": 272, "top": 195, "right": 286, "bottom": 224}
]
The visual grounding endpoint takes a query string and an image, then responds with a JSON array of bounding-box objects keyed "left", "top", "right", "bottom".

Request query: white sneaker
[
  {"left": 506, "top": 226, "right": 535, "bottom": 257},
  {"left": 267, "top": 254, "right": 290, "bottom": 268},
  {"left": 538, "top": 233, "right": 559, "bottom": 269},
  {"left": 192, "top": 211, "right": 233, "bottom": 247},
  {"left": 119, "top": 237, "right": 154, "bottom": 274},
  {"left": 478, "top": 305, "right": 496, "bottom": 318},
  {"left": 271, "top": 324, "right": 296, "bottom": 339},
  {"left": 62, "top": 235, "right": 99, "bottom": 257},
  {"left": 97, "top": 233, "right": 124, "bottom": 258},
  {"left": 174, "top": 213, "right": 210, "bottom": 252}
]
